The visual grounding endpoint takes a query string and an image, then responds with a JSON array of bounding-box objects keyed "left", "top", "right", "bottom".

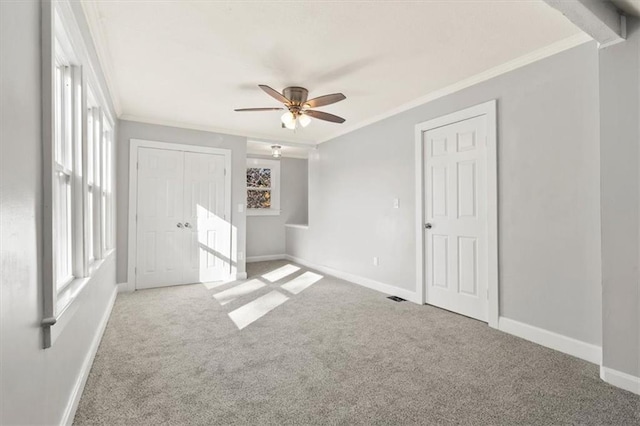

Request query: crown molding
[
  {"left": 119, "top": 114, "right": 316, "bottom": 145},
  {"left": 80, "top": 0, "right": 122, "bottom": 116},
  {"left": 317, "top": 32, "right": 593, "bottom": 144}
]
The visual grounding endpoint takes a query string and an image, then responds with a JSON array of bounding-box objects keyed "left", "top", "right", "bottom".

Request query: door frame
[
  {"left": 414, "top": 100, "right": 499, "bottom": 328},
  {"left": 127, "top": 138, "right": 232, "bottom": 289}
]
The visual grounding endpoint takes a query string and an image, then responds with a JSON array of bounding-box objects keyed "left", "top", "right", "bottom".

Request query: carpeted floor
[{"left": 74, "top": 260, "right": 639, "bottom": 425}]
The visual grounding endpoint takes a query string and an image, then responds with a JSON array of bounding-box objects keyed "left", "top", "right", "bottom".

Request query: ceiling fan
[{"left": 235, "top": 85, "right": 346, "bottom": 130}]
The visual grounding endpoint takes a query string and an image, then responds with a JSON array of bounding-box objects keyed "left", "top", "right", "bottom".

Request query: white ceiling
[{"left": 83, "top": 0, "right": 584, "bottom": 144}]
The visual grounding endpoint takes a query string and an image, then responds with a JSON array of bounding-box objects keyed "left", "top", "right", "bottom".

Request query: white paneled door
[
  {"left": 136, "top": 148, "right": 185, "bottom": 288},
  {"left": 136, "top": 147, "right": 230, "bottom": 289},
  {"left": 183, "top": 151, "right": 229, "bottom": 284},
  {"left": 424, "top": 115, "right": 489, "bottom": 321}
]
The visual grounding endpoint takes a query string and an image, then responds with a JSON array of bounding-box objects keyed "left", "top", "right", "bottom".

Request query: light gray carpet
[{"left": 74, "top": 260, "right": 639, "bottom": 425}]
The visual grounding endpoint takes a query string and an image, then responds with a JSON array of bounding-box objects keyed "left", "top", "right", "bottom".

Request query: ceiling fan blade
[
  {"left": 305, "top": 110, "right": 346, "bottom": 124},
  {"left": 305, "top": 93, "right": 346, "bottom": 108},
  {"left": 258, "top": 85, "right": 290, "bottom": 105},
  {"left": 234, "top": 107, "right": 284, "bottom": 112}
]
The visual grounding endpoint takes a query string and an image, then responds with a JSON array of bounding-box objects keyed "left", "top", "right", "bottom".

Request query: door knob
[
  {"left": 184, "top": 222, "right": 192, "bottom": 228},
  {"left": 425, "top": 223, "right": 432, "bottom": 229},
  {"left": 177, "top": 223, "right": 184, "bottom": 228}
]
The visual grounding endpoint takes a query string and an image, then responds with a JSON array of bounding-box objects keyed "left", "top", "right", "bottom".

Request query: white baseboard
[
  {"left": 284, "top": 255, "right": 421, "bottom": 304},
  {"left": 119, "top": 275, "right": 249, "bottom": 291},
  {"left": 117, "top": 282, "right": 134, "bottom": 293},
  {"left": 246, "top": 254, "right": 286, "bottom": 263},
  {"left": 600, "top": 366, "right": 640, "bottom": 395},
  {"left": 61, "top": 286, "right": 117, "bottom": 426},
  {"left": 498, "top": 317, "right": 602, "bottom": 365}
]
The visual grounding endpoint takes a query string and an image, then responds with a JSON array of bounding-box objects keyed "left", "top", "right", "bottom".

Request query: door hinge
[
  {"left": 224, "top": 168, "right": 227, "bottom": 176},
  {"left": 136, "top": 162, "right": 139, "bottom": 170},
  {"left": 135, "top": 267, "right": 137, "bottom": 275},
  {"left": 486, "top": 289, "right": 489, "bottom": 300}
]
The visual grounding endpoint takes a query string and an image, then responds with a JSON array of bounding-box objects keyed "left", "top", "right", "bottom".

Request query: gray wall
[
  {"left": 246, "top": 157, "right": 308, "bottom": 259},
  {"left": 288, "top": 41, "right": 603, "bottom": 346},
  {"left": 599, "top": 18, "right": 640, "bottom": 377},
  {"left": 0, "top": 1, "right": 118, "bottom": 424},
  {"left": 116, "top": 120, "right": 248, "bottom": 283}
]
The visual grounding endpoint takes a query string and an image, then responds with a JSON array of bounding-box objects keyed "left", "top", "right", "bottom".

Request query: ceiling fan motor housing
[{"left": 283, "top": 87, "right": 309, "bottom": 106}]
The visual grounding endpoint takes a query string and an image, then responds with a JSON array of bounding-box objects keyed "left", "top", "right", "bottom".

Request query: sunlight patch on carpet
[
  {"left": 262, "top": 264, "right": 300, "bottom": 283},
  {"left": 228, "top": 290, "right": 289, "bottom": 329},
  {"left": 213, "top": 279, "right": 266, "bottom": 306},
  {"left": 281, "top": 271, "right": 323, "bottom": 295}
]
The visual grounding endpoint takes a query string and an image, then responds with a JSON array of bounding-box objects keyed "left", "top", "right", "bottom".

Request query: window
[
  {"left": 44, "top": 0, "right": 117, "bottom": 348},
  {"left": 86, "top": 101, "right": 102, "bottom": 263},
  {"left": 53, "top": 61, "right": 74, "bottom": 290},
  {"left": 246, "top": 158, "right": 280, "bottom": 216},
  {"left": 102, "top": 120, "right": 114, "bottom": 251},
  {"left": 247, "top": 167, "right": 272, "bottom": 208}
]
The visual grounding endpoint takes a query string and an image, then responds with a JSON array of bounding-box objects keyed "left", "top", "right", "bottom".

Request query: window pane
[
  {"left": 93, "top": 110, "right": 100, "bottom": 189},
  {"left": 106, "top": 193, "right": 113, "bottom": 250},
  {"left": 54, "top": 67, "right": 63, "bottom": 164},
  {"left": 62, "top": 68, "right": 72, "bottom": 170},
  {"left": 55, "top": 174, "right": 72, "bottom": 288},
  {"left": 101, "top": 191, "right": 106, "bottom": 252},
  {"left": 87, "top": 111, "right": 93, "bottom": 184},
  {"left": 247, "top": 189, "right": 271, "bottom": 209},
  {"left": 53, "top": 62, "right": 74, "bottom": 288},
  {"left": 104, "top": 128, "right": 114, "bottom": 250},
  {"left": 101, "top": 129, "right": 106, "bottom": 252},
  {"left": 87, "top": 189, "right": 94, "bottom": 261},
  {"left": 247, "top": 168, "right": 271, "bottom": 188}
]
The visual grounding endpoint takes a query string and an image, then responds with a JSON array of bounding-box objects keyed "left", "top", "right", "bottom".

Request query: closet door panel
[
  {"left": 183, "top": 151, "right": 229, "bottom": 283},
  {"left": 136, "top": 148, "right": 186, "bottom": 289}
]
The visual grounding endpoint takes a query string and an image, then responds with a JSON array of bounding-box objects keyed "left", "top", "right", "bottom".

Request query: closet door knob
[
  {"left": 177, "top": 223, "right": 184, "bottom": 228},
  {"left": 184, "top": 222, "right": 192, "bottom": 228}
]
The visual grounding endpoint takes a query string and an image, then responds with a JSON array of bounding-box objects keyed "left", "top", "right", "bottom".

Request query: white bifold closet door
[{"left": 136, "top": 147, "right": 229, "bottom": 289}]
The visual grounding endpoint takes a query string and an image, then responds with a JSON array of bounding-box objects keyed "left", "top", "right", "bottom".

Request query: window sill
[
  {"left": 247, "top": 209, "right": 281, "bottom": 217},
  {"left": 49, "top": 250, "right": 115, "bottom": 346},
  {"left": 56, "top": 274, "right": 76, "bottom": 294}
]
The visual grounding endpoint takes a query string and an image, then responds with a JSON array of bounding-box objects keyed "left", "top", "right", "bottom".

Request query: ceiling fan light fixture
[
  {"left": 271, "top": 145, "right": 282, "bottom": 158},
  {"left": 236, "top": 85, "right": 346, "bottom": 128},
  {"left": 280, "top": 111, "right": 295, "bottom": 125},
  {"left": 299, "top": 114, "right": 311, "bottom": 128}
]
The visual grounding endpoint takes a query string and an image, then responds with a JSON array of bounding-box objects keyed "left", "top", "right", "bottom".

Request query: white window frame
[
  {"left": 246, "top": 158, "right": 281, "bottom": 216},
  {"left": 45, "top": 9, "right": 89, "bottom": 322},
  {"left": 102, "top": 120, "right": 115, "bottom": 251},
  {"left": 42, "top": 0, "right": 116, "bottom": 349},
  {"left": 86, "top": 99, "right": 103, "bottom": 266},
  {"left": 53, "top": 57, "right": 75, "bottom": 292}
]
